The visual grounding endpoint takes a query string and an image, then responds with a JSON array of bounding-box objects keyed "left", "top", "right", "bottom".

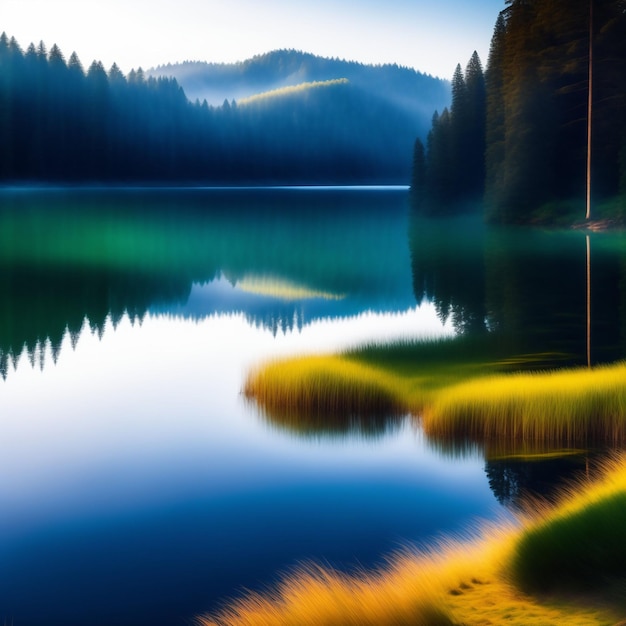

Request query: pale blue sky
[{"left": 4, "top": 0, "right": 505, "bottom": 78}]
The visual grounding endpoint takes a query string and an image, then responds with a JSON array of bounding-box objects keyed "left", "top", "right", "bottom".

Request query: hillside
[
  {"left": 148, "top": 49, "right": 450, "bottom": 122},
  {"left": 145, "top": 50, "right": 451, "bottom": 183}
]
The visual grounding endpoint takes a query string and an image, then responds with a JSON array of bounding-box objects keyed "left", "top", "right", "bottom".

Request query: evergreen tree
[
  {"left": 484, "top": 0, "right": 626, "bottom": 223},
  {"left": 484, "top": 13, "right": 507, "bottom": 219},
  {"left": 450, "top": 63, "right": 470, "bottom": 197},
  {"left": 0, "top": 32, "right": 440, "bottom": 185},
  {"left": 464, "top": 51, "right": 486, "bottom": 199},
  {"left": 409, "top": 137, "right": 426, "bottom": 210},
  {"left": 411, "top": 52, "right": 486, "bottom": 215}
]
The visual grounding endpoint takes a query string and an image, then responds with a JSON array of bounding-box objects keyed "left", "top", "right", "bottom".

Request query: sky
[{"left": 3, "top": 0, "right": 505, "bottom": 79}]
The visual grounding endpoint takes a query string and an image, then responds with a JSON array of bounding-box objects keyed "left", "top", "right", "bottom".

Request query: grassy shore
[
  {"left": 232, "top": 337, "right": 626, "bottom": 623},
  {"left": 199, "top": 455, "right": 626, "bottom": 626},
  {"left": 244, "top": 336, "right": 626, "bottom": 448},
  {"left": 424, "top": 362, "right": 626, "bottom": 445}
]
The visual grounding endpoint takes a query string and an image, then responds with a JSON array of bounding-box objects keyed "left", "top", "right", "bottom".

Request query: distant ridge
[
  {"left": 146, "top": 50, "right": 451, "bottom": 183},
  {"left": 148, "top": 49, "right": 449, "bottom": 119}
]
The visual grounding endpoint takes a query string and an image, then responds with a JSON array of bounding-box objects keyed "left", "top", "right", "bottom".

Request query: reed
[
  {"left": 245, "top": 337, "right": 626, "bottom": 447},
  {"left": 244, "top": 355, "right": 410, "bottom": 422},
  {"left": 244, "top": 335, "right": 523, "bottom": 430},
  {"left": 424, "top": 362, "right": 626, "bottom": 445},
  {"left": 198, "top": 558, "right": 455, "bottom": 626}
]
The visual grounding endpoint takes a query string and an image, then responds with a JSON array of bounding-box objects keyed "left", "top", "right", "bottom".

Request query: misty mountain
[
  {"left": 148, "top": 49, "right": 450, "bottom": 120},
  {"left": 146, "top": 50, "right": 450, "bottom": 183},
  {"left": 225, "top": 76, "right": 438, "bottom": 182}
]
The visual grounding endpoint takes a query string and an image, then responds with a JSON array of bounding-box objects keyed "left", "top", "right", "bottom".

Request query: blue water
[{"left": 0, "top": 188, "right": 507, "bottom": 626}]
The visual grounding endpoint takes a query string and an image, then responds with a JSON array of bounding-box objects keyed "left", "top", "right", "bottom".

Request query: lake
[{"left": 1, "top": 187, "right": 624, "bottom": 626}]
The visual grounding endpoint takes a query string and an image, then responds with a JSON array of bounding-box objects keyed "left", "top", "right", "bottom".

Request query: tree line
[
  {"left": 0, "top": 34, "right": 429, "bottom": 184},
  {"left": 411, "top": 0, "right": 626, "bottom": 223}
]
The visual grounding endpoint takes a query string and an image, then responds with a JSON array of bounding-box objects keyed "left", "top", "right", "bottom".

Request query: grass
[
  {"left": 198, "top": 456, "right": 626, "bottom": 626},
  {"left": 423, "top": 362, "right": 626, "bottom": 445},
  {"left": 511, "top": 454, "right": 626, "bottom": 598},
  {"left": 198, "top": 559, "right": 456, "bottom": 626},
  {"left": 244, "top": 355, "right": 406, "bottom": 420},
  {"left": 219, "top": 339, "right": 626, "bottom": 624},
  {"left": 529, "top": 195, "right": 626, "bottom": 227},
  {"left": 244, "top": 335, "right": 626, "bottom": 447}
]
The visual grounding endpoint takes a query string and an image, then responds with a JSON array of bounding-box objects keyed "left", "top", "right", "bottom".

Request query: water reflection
[
  {"left": 484, "top": 450, "right": 616, "bottom": 511},
  {"left": 0, "top": 308, "right": 493, "bottom": 626},
  {"left": 4, "top": 187, "right": 626, "bottom": 625},
  {"left": 0, "top": 188, "right": 414, "bottom": 377},
  {"left": 409, "top": 213, "right": 626, "bottom": 365},
  {"left": 253, "top": 402, "right": 407, "bottom": 441},
  {"left": 410, "top": 215, "right": 488, "bottom": 335}
]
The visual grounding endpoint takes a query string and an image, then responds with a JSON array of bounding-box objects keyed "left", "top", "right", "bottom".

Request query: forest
[
  {"left": 0, "top": 37, "right": 448, "bottom": 184},
  {"left": 411, "top": 0, "right": 626, "bottom": 223},
  {"left": 148, "top": 49, "right": 447, "bottom": 118}
]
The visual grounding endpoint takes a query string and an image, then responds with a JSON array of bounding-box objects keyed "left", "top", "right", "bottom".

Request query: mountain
[
  {"left": 148, "top": 49, "right": 449, "bottom": 121},
  {"left": 146, "top": 50, "right": 450, "bottom": 183}
]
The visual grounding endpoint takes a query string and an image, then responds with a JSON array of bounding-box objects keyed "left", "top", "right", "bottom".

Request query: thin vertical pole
[
  {"left": 586, "top": 0, "right": 593, "bottom": 220},
  {"left": 586, "top": 234, "right": 591, "bottom": 368}
]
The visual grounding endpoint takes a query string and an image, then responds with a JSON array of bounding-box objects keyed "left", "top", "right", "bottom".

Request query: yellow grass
[
  {"left": 245, "top": 347, "right": 626, "bottom": 447},
  {"left": 199, "top": 456, "right": 626, "bottom": 626},
  {"left": 233, "top": 344, "right": 626, "bottom": 624},
  {"left": 244, "top": 355, "right": 410, "bottom": 422},
  {"left": 424, "top": 362, "right": 626, "bottom": 445}
]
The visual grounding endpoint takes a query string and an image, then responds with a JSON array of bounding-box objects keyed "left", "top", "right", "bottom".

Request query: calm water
[{"left": 1, "top": 188, "right": 624, "bottom": 626}]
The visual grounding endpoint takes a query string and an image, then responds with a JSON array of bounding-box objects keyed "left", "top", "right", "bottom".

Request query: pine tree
[
  {"left": 409, "top": 137, "right": 426, "bottom": 210},
  {"left": 484, "top": 12, "right": 507, "bottom": 220},
  {"left": 450, "top": 63, "right": 469, "bottom": 198},
  {"left": 464, "top": 51, "right": 486, "bottom": 200}
]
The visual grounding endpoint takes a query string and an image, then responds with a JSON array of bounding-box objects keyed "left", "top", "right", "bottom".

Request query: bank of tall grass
[
  {"left": 245, "top": 335, "right": 626, "bottom": 447},
  {"left": 424, "top": 362, "right": 626, "bottom": 445},
  {"left": 199, "top": 456, "right": 626, "bottom": 626},
  {"left": 244, "top": 335, "right": 550, "bottom": 431},
  {"left": 244, "top": 355, "right": 407, "bottom": 420}
]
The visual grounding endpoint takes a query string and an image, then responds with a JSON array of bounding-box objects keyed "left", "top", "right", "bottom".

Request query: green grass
[
  {"left": 511, "top": 455, "right": 626, "bottom": 601},
  {"left": 513, "top": 491, "right": 626, "bottom": 594},
  {"left": 528, "top": 195, "right": 626, "bottom": 227}
]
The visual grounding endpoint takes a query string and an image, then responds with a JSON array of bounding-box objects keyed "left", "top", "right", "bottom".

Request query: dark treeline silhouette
[
  {"left": 0, "top": 37, "right": 449, "bottom": 184},
  {"left": 411, "top": 0, "right": 626, "bottom": 222},
  {"left": 409, "top": 213, "right": 626, "bottom": 366},
  {"left": 485, "top": 453, "right": 601, "bottom": 510},
  {"left": 410, "top": 51, "right": 486, "bottom": 214},
  {"left": 409, "top": 216, "right": 488, "bottom": 334},
  {"left": 0, "top": 188, "right": 413, "bottom": 376}
]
